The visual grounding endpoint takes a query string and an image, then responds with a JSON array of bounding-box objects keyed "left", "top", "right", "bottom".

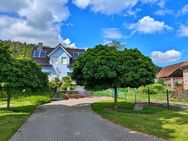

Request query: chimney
[{"left": 37, "top": 43, "right": 43, "bottom": 50}]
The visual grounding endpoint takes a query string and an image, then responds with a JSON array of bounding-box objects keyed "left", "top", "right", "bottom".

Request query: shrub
[
  {"left": 60, "top": 84, "right": 67, "bottom": 90},
  {"left": 60, "top": 93, "right": 66, "bottom": 99},
  {"left": 139, "top": 83, "right": 165, "bottom": 94},
  {"left": 62, "top": 76, "right": 71, "bottom": 84},
  {"left": 70, "top": 85, "right": 75, "bottom": 90}
]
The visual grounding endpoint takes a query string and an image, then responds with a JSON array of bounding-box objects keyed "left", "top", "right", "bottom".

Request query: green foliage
[
  {"left": 157, "top": 78, "right": 164, "bottom": 85},
  {"left": 70, "top": 86, "right": 75, "bottom": 90},
  {"left": 139, "top": 83, "right": 165, "bottom": 94},
  {"left": 60, "top": 85, "right": 67, "bottom": 90},
  {"left": 49, "top": 77, "right": 61, "bottom": 89},
  {"left": 72, "top": 44, "right": 157, "bottom": 90},
  {"left": 0, "top": 44, "right": 48, "bottom": 109},
  {"left": 60, "top": 76, "right": 75, "bottom": 90},
  {"left": 62, "top": 76, "right": 71, "bottom": 83},
  {"left": 0, "top": 40, "right": 34, "bottom": 58},
  {"left": 60, "top": 93, "right": 66, "bottom": 99},
  {"left": 0, "top": 43, "right": 13, "bottom": 84},
  {"left": 13, "top": 57, "right": 48, "bottom": 88}
]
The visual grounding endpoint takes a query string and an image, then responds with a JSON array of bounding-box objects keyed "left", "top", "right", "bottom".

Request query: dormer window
[
  {"left": 73, "top": 52, "right": 79, "bottom": 59},
  {"left": 73, "top": 51, "right": 84, "bottom": 59}
]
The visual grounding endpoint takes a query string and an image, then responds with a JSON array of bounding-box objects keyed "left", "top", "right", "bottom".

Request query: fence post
[
  {"left": 117, "top": 87, "right": 119, "bottom": 98},
  {"left": 112, "top": 88, "right": 114, "bottom": 98},
  {"left": 166, "top": 89, "right": 170, "bottom": 109},
  {"left": 125, "top": 88, "right": 126, "bottom": 100},
  {"left": 148, "top": 89, "right": 151, "bottom": 105},
  {"left": 135, "top": 88, "right": 137, "bottom": 103}
]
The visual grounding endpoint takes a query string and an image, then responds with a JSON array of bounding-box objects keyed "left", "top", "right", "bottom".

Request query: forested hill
[{"left": 0, "top": 40, "right": 35, "bottom": 58}]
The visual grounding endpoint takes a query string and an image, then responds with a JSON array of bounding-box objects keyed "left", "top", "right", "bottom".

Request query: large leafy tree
[
  {"left": 72, "top": 44, "right": 157, "bottom": 109},
  {"left": 0, "top": 44, "right": 48, "bottom": 109}
]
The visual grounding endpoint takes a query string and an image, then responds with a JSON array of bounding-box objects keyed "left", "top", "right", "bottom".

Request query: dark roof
[
  {"left": 156, "top": 62, "right": 184, "bottom": 78},
  {"left": 32, "top": 47, "right": 54, "bottom": 66},
  {"left": 66, "top": 48, "right": 85, "bottom": 56},
  {"left": 32, "top": 45, "right": 85, "bottom": 67}
]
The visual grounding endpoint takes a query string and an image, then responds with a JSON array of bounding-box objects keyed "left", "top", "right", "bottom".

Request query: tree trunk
[
  {"left": 7, "top": 90, "right": 11, "bottom": 110},
  {"left": 54, "top": 87, "right": 57, "bottom": 95},
  {"left": 114, "top": 85, "right": 118, "bottom": 110}
]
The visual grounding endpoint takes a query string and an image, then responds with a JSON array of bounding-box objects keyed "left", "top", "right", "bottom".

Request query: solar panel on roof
[
  {"left": 33, "top": 50, "right": 40, "bottom": 58},
  {"left": 33, "top": 50, "right": 46, "bottom": 58},
  {"left": 40, "top": 51, "right": 46, "bottom": 58}
]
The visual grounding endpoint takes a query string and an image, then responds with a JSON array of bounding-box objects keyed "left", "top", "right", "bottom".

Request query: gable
[{"left": 48, "top": 44, "right": 71, "bottom": 57}]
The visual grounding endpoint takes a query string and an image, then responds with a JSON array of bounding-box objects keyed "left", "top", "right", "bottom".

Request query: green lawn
[
  {"left": 91, "top": 100, "right": 188, "bottom": 141},
  {"left": 0, "top": 92, "right": 52, "bottom": 141}
]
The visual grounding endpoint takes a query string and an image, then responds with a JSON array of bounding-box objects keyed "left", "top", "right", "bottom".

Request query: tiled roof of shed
[
  {"left": 180, "top": 60, "right": 188, "bottom": 68},
  {"left": 156, "top": 62, "right": 184, "bottom": 78}
]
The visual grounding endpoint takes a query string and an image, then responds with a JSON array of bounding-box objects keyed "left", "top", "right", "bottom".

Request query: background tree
[
  {"left": 72, "top": 44, "right": 157, "bottom": 109},
  {"left": 107, "top": 40, "right": 125, "bottom": 50}
]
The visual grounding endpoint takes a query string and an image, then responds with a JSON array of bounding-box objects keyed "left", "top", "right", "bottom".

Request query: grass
[
  {"left": 0, "top": 91, "right": 52, "bottom": 141},
  {"left": 91, "top": 100, "right": 188, "bottom": 141}
]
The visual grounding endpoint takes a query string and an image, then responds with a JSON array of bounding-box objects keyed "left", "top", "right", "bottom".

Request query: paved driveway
[{"left": 10, "top": 97, "right": 165, "bottom": 141}]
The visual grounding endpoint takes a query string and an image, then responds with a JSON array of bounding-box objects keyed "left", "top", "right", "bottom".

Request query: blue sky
[{"left": 0, "top": 0, "right": 188, "bottom": 66}]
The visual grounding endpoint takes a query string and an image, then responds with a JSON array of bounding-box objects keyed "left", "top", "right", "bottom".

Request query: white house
[{"left": 32, "top": 43, "right": 85, "bottom": 80}]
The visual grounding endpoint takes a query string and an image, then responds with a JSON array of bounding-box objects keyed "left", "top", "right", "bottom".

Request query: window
[
  {"left": 73, "top": 52, "right": 79, "bottom": 59},
  {"left": 62, "top": 57, "right": 67, "bottom": 64},
  {"left": 53, "top": 56, "right": 58, "bottom": 64},
  {"left": 73, "top": 51, "right": 84, "bottom": 59}
]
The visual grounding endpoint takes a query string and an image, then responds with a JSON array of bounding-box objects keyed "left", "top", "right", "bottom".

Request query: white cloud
[
  {"left": 72, "top": 0, "right": 91, "bottom": 9},
  {"left": 177, "top": 24, "right": 188, "bottom": 37},
  {"left": 127, "top": 16, "right": 172, "bottom": 34},
  {"left": 158, "top": 0, "right": 166, "bottom": 8},
  {"left": 141, "top": 0, "right": 158, "bottom": 3},
  {"left": 0, "top": 0, "right": 71, "bottom": 46},
  {"left": 73, "top": 0, "right": 165, "bottom": 15},
  {"left": 154, "top": 9, "right": 173, "bottom": 16},
  {"left": 179, "top": 4, "right": 188, "bottom": 15},
  {"left": 73, "top": 0, "right": 166, "bottom": 15},
  {"left": 151, "top": 50, "right": 181, "bottom": 63},
  {"left": 0, "top": 0, "right": 29, "bottom": 12},
  {"left": 124, "top": 8, "right": 141, "bottom": 17},
  {"left": 102, "top": 28, "right": 123, "bottom": 40},
  {"left": 59, "top": 37, "right": 76, "bottom": 48},
  {"left": 73, "top": 0, "right": 140, "bottom": 15}
]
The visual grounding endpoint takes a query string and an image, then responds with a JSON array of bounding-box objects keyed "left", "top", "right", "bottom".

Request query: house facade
[
  {"left": 32, "top": 43, "right": 85, "bottom": 80},
  {"left": 156, "top": 61, "right": 188, "bottom": 91}
]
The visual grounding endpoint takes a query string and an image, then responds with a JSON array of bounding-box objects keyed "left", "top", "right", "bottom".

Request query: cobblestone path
[{"left": 10, "top": 97, "right": 165, "bottom": 141}]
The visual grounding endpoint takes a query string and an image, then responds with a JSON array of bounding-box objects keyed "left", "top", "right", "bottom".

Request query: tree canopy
[
  {"left": 72, "top": 44, "right": 157, "bottom": 90},
  {"left": 0, "top": 43, "right": 48, "bottom": 109},
  {"left": 72, "top": 44, "right": 157, "bottom": 109}
]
